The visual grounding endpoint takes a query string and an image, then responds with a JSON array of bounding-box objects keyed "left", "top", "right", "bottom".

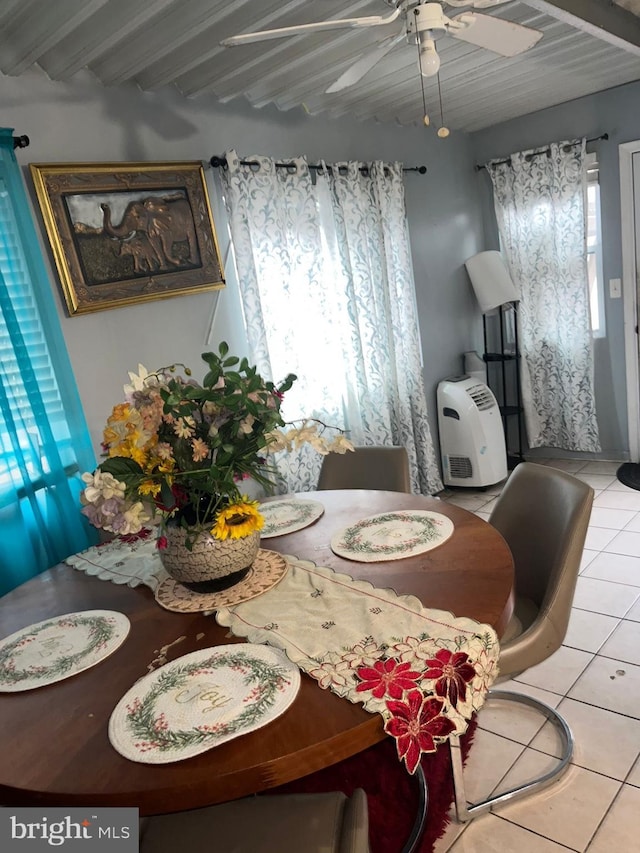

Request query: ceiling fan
[{"left": 221, "top": 1, "right": 543, "bottom": 93}]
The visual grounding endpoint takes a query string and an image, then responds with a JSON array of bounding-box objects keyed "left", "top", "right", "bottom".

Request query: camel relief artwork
[{"left": 30, "top": 162, "right": 224, "bottom": 315}]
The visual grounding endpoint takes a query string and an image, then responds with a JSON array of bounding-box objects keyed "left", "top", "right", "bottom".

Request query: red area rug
[{"left": 270, "top": 719, "right": 476, "bottom": 853}]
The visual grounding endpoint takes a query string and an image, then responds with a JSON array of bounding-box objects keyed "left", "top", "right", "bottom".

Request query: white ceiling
[{"left": 2, "top": 0, "right": 640, "bottom": 132}]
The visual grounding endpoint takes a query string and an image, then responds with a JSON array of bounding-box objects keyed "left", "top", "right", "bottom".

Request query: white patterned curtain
[
  {"left": 486, "top": 140, "right": 601, "bottom": 452},
  {"left": 220, "top": 151, "right": 442, "bottom": 494}
]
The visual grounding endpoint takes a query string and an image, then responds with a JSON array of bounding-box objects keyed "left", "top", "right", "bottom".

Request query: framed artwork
[{"left": 29, "top": 161, "right": 225, "bottom": 315}]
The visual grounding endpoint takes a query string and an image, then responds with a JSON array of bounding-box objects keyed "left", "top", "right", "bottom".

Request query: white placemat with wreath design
[
  {"left": 259, "top": 498, "right": 325, "bottom": 538},
  {"left": 109, "top": 644, "right": 300, "bottom": 764},
  {"left": 0, "top": 610, "right": 130, "bottom": 692},
  {"left": 330, "top": 510, "right": 454, "bottom": 562}
]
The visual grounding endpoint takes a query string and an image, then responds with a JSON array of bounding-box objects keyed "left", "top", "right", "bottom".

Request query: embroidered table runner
[
  {"left": 65, "top": 536, "right": 168, "bottom": 590},
  {"left": 66, "top": 541, "right": 500, "bottom": 773},
  {"left": 216, "top": 556, "right": 499, "bottom": 773}
]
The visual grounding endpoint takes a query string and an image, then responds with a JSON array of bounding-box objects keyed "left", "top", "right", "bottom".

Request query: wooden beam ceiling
[{"left": 524, "top": 0, "right": 640, "bottom": 54}]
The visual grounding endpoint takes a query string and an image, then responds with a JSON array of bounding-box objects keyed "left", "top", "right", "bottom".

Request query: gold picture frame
[{"left": 30, "top": 161, "right": 225, "bottom": 315}]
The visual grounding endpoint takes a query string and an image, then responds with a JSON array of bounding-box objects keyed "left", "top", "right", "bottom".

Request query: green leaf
[
  {"left": 218, "top": 341, "right": 229, "bottom": 358},
  {"left": 224, "top": 371, "right": 242, "bottom": 384},
  {"left": 159, "top": 481, "right": 175, "bottom": 508},
  {"left": 278, "top": 373, "right": 297, "bottom": 393},
  {"left": 99, "top": 456, "right": 144, "bottom": 485},
  {"left": 203, "top": 368, "right": 221, "bottom": 388}
]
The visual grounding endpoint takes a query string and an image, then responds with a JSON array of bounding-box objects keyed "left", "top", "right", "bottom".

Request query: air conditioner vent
[
  {"left": 467, "top": 384, "right": 495, "bottom": 411},
  {"left": 447, "top": 456, "right": 473, "bottom": 479}
]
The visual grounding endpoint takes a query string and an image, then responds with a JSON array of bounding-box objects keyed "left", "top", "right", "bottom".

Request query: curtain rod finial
[{"left": 13, "top": 135, "right": 29, "bottom": 150}]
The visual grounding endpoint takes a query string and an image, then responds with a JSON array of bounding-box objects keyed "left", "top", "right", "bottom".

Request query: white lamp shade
[{"left": 465, "top": 251, "right": 519, "bottom": 313}]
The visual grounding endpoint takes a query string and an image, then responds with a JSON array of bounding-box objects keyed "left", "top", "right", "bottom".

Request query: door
[{"left": 620, "top": 141, "right": 640, "bottom": 462}]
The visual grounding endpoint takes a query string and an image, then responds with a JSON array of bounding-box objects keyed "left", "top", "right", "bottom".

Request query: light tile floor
[{"left": 433, "top": 459, "right": 640, "bottom": 853}]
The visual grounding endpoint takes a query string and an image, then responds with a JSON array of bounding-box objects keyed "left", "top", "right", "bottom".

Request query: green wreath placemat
[
  {"left": 259, "top": 498, "right": 325, "bottom": 538},
  {"left": 330, "top": 510, "right": 454, "bottom": 562},
  {"left": 0, "top": 610, "right": 130, "bottom": 692},
  {"left": 108, "top": 644, "right": 300, "bottom": 764}
]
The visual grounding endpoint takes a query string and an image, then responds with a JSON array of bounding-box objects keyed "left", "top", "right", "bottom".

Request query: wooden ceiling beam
[{"left": 524, "top": 0, "right": 640, "bottom": 54}]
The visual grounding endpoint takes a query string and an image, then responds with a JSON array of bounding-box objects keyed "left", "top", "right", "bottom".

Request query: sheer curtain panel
[
  {"left": 486, "top": 140, "right": 601, "bottom": 452},
  {"left": 220, "top": 151, "right": 442, "bottom": 495},
  {"left": 0, "top": 129, "right": 97, "bottom": 596}
]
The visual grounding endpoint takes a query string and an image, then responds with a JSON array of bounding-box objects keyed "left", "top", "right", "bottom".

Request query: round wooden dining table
[{"left": 0, "top": 489, "right": 513, "bottom": 815}]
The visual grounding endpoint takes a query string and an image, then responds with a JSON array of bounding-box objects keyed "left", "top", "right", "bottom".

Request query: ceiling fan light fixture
[{"left": 418, "top": 37, "right": 440, "bottom": 77}]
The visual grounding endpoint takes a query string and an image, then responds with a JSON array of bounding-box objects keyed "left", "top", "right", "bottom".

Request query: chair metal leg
[
  {"left": 450, "top": 688, "right": 574, "bottom": 823},
  {"left": 401, "top": 764, "right": 429, "bottom": 853}
]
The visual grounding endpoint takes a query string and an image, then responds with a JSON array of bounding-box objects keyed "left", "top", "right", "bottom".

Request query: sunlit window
[{"left": 586, "top": 153, "right": 604, "bottom": 337}]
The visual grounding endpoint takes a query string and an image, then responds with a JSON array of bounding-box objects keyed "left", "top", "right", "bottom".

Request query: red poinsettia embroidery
[
  {"left": 355, "top": 658, "right": 422, "bottom": 700},
  {"left": 120, "top": 527, "right": 153, "bottom": 544},
  {"left": 423, "top": 648, "right": 477, "bottom": 708},
  {"left": 384, "top": 690, "right": 456, "bottom": 773}
]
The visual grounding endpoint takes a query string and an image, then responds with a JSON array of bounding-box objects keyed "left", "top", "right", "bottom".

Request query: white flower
[
  {"left": 81, "top": 471, "right": 126, "bottom": 504},
  {"left": 123, "top": 364, "right": 152, "bottom": 397},
  {"left": 328, "top": 434, "right": 355, "bottom": 454},
  {"left": 263, "top": 429, "right": 290, "bottom": 453},
  {"left": 290, "top": 424, "right": 321, "bottom": 447},
  {"left": 342, "top": 641, "right": 386, "bottom": 669},
  {"left": 392, "top": 636, "right": 439, "bottom": 665},
  {"left": 238, "top": 414, "right": 255, "bottom": 435},
  {"left": 121, "top": 502, "right": 152, "bottom": 535},
  {"left": 306, "top": 656, "right": 353, "bottom": 690}
]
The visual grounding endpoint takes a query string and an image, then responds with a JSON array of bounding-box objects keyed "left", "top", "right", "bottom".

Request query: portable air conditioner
[{"left": 437, "top": 375, "right": 507, "bottom": 488}]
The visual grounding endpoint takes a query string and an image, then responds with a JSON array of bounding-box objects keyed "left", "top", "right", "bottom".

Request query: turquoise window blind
[{"left": 0, "top": 128, "right": 97, "bottom": 596}]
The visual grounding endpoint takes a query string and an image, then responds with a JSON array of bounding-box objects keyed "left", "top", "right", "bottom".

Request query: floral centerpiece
[{"left": 80, "top": 342, "right": 352, "bottom": 589}]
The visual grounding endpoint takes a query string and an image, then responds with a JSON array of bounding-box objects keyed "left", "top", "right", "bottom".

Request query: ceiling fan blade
[
  {"left": 221, "top": 7, "right": 401, "bottom": 47},
  {"left": 446, "top": 0, "right": 511, "bottom": 7},
  {"left": 451, "top": 12, "right": 543, "bottom": 57},
  {"left": 326, "top": 32, "right": 405, "bottom": 94}
]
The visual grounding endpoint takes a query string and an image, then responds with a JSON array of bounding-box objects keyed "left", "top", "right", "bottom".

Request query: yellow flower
[
  {"left": 104, "top": 403, "right": 156, "bottom": 455},
  {"left": 138, "top": 480, "right": 161, "bottom": 498},
  {"left": 212, "top": 499, "right": 264, "bottom": 540}
]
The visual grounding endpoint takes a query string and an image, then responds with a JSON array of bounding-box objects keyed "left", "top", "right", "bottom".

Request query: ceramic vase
[{"left": 159, "top": 525, "right": 261, "bottom": 592}]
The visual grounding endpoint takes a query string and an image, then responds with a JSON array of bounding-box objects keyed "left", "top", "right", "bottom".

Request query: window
[
  {"left": 0, "top": 179, "right": 72, "bottom": 489},
  {"left": 0, "top": 128, "right": 96, "bottom": 595},
  {"left": 586, "top": 153, "right": 605, "bottom": 337}
]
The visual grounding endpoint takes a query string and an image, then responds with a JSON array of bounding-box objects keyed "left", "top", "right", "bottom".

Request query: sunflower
[{"left": 212, "top": 498, "right": 264, "bottom": 540}]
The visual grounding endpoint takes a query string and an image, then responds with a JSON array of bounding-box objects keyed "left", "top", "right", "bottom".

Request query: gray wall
[
  {"left": 1, "top": 68, "right": 485, "bottom": 461},
  {"left": 470, "top": 79, "right": 640, "bottom": 460}
]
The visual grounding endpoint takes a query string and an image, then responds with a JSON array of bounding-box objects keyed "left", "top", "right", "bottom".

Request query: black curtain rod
[
  {"left": 13, "top": 134, "right": 29, "bottom": 150},
  {"left": 475, "top": 133, "right": 609, "bottom": 171},
  {"left": 209, "top": 155, "right": 427, "bottom": 175}
]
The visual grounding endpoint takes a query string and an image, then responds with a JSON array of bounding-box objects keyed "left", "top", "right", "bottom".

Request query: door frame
[{"left": 620, "top": 140, "right": 640, "bottom": 462}]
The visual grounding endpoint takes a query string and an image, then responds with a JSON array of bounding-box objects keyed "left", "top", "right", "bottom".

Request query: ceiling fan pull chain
[
  {"left": 437, "top": 72, "right": 450, "bottom": 139},
  {"left": 417, "top": 40, "right": 430, "bottom": 126}
]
